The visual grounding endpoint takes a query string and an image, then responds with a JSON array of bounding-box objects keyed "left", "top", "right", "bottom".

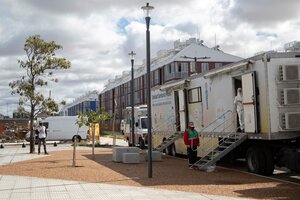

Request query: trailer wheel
[
  {"left": 162, "top": 138, "right": 167, "bottom": 154},
  {"left": 139, "top": 139, "right": 145, "bottom": 149},
  {"left": 170, "top": 144, "right": 176, "bottom": 156},
  {"left": 165, "top": 144, "right": 176, "bottom": 156},
  {"left": 262, "top": 147, "right": 275, "bottom": 175},
  {"left": 246, "top": 146, "right": 266, "bottom": 175},
  {"left": 128, "top": 141, "right": 132, "bottom": 147}
]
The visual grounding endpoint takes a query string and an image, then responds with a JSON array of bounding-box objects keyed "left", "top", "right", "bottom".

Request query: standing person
[
  {"left": 184, "top": 122, "right": 200, "bottom": 167},
  {"left": 234, "top": 88, "right": 244, "bottom": 132},
  {"left": 37, "top": 122, "right": 48, "bottom": 154}
]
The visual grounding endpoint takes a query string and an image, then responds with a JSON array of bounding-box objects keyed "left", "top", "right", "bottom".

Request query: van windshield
[{"left": 141, "top": 118, "right": 148, "bottom": 129}]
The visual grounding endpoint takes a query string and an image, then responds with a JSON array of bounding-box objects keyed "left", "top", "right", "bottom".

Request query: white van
[{"left": 44, "top": 116, "right": 88, "bottom": 141}]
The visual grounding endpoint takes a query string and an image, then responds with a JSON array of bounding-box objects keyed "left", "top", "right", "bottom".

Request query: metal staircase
[
  {"left": 190, "top": 110, "right": 248, "bottom": 170},
  {"left": 154, "top": 132, "right": 182, "bottom": 152},
  {"left": 192, "top": 132, "right": 247, "bottom": 170}
]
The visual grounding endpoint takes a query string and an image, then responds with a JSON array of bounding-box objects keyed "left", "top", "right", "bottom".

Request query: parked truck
[
  {"left": 152, "top": 51, "right": 300, "bottom": 175},
  {"left": 123, "top": 105, "right": 148, "bottom": 148}
]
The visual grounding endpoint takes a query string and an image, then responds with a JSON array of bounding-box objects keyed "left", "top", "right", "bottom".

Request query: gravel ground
[{"left": 0, "top": 148, "right": 299, "bottom": 200}]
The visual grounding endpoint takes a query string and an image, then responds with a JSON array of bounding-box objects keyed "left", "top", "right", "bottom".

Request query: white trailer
[
  {"left": 123, "top": 105, "right": 148, "bottom": 148},
  {"left": 152, "top": 52, "right": 300, "bottom": 175},
  {"left": 44, "top": 116, "right": 88, "bottom": 141}
]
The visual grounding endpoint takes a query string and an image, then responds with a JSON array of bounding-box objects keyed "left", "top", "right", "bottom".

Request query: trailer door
[
  {"left": 178, "top": 89, "right": 187, "bottom": 131},
  {"left": 242, "top": 72, "right": 258, "bottom": 133}
]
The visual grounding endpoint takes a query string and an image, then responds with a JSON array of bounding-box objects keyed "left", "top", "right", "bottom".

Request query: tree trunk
[
  {"left": 92, "top": 123, "right": 95, "bottom": 160},
  {"left": 29, "top": 106, "right": 35, "bottom": 153}
]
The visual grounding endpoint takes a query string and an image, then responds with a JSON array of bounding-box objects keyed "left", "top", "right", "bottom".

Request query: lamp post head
[
  {"left": 141, "top": 2, "right": 154, "bottom": 18},
  {"left": 128, "top": 51, "right": 136, "bottom": 61}
]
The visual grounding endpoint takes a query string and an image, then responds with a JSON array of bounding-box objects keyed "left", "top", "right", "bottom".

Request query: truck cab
[
  {"left": 123, "top": 105, "right": 148, "bottom": 148},
  {"left": 135, "top": 116, "right": 148, "bottom": 148}
]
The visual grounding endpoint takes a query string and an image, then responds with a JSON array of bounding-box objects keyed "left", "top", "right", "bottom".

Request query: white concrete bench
[
  {"left": 145, "top": 150, "right": 162, "bottom": 161},
  {"left": 112, "top": 147, "right": 140, "bottom": 162},
  {"left": 122, "top": 153, "right": 140, "bottom": 164}
]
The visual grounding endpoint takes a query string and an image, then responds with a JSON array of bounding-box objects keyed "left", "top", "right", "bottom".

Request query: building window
[
  {"left": 215, "top": 63, "right": 222, "bottom": 68},
  {"left": 188, "top": 87, "right": 202, "bottom": 103},
  {"left": 201, "top": 63, "right": 209, "bottom": 73},
  {"left": 178, "top": 63, "right": 181, "bottom": 72}
]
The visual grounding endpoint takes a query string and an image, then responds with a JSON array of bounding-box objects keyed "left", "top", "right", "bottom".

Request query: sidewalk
[
  {"left": 0, "top": 174, "right": 253, "bottom": 200},
  {"left": 0, "top": 139, "right": 255, "bottom": 200}
]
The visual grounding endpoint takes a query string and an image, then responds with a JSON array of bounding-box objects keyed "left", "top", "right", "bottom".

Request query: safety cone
[
  {"left": 53, "top": 142, "right": 57, "bottom": 147},
  {"left": 22, "top": 143, "right": 26, "bottom": 148}
]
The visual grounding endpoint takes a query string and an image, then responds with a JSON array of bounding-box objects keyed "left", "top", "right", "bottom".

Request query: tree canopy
[{"left": 9, "top": 35, "right": 71, "bottom": 153}]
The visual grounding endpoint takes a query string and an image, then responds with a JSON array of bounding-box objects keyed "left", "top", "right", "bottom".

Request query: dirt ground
[{"left": 0, "top": 148, "right": 299, "bottom": 200}]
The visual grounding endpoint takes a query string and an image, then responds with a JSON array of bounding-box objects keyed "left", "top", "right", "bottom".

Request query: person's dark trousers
[
  {"left": 38, "top": 138, "right": 47, "bottom": 154},
  {"left": 187, "top": 146, "right": 198, "bottom": 166}
]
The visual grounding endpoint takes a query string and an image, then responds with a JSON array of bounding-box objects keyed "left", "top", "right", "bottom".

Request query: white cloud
[{"left": 0, "top": 0, "right": 300, "bottom": 116}]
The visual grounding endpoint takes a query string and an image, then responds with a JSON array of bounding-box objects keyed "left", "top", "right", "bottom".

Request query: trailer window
[{"left": 188, "top": 87, "right": 202, "bottom": 103}]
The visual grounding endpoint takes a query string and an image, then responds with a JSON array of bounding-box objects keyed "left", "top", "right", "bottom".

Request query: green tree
[
  {"left": 77, "top": 110, "right": 110, "bottom": 159},
  {"left": 9, "top": 35, "right": 71, "bottom": 153}
]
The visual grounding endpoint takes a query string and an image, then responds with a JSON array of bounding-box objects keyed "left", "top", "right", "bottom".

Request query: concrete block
[
  {"left": 145, "top": 150, "right": 162, "bottom": 161},
  {"left": 112, "top": 147, "right": 140, "bottom": 162},
  {"left": 122, "top": 153, "right": 140, "bottom": 164}
]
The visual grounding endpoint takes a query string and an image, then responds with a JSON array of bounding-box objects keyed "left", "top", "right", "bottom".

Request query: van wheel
[
  {"left": 139, "top": 139, "right": 145, "bottom": 149},
  {"left": 72, "top": 135, "right": 81, "bottom": 143}
]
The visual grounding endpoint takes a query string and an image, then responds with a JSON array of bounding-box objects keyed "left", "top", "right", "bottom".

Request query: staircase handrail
[
  {"left": 194, "top": 110, "right": 236, "bottom": 152},
  {"left": 198, "top": 110, "right": 233, "bottom": 136}
]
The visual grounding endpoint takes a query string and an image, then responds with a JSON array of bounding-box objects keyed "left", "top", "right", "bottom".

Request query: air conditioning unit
[
  {"left": 190, "top": 61, "right": 196, "bottom": 73},
  {"left": 283, "top": 88, "right": 300, "bottom": 105},
  {"left": 282, "top": 65, "right": 300, "bottom": 81},
  {"left": 285, "top": 112, "right": 300, "bottom": 129}
]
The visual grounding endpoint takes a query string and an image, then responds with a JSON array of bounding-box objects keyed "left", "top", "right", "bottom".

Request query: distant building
[
  {"left": 59, "top": 91, "right": 99, "bottom": 116},
  {"left": 0, "top": 113, "right": 9, "bottom": 119},
  {"left": 284, "top": 41, "right": 300, "bottom": 52},
  {"left": 99, "top": 38, "right": 242, "bottom": 131},
  {"left": 12, "top": 111, "right": 29, "bottom": 119}
]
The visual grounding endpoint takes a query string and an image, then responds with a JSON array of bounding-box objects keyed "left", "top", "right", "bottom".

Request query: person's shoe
[{"left": 45, "top": 152, "right": 48, "bottom": 155}]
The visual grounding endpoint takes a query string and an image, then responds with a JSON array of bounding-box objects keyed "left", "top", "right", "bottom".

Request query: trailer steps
[
  {"left": 154, "top": 132, "right": 182, "bottom": 152},
  {"left": 191, "top": 133, "right": 247, "bottom": 170}
]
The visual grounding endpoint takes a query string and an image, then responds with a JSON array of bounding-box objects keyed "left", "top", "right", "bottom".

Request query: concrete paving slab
[{"left": 0, "top": 139, "right": 255, "bottom": 200}]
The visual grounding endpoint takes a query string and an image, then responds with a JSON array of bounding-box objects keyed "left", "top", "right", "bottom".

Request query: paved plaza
[{"left": 0, "top": 138, "right": 254, "bottom": 200}]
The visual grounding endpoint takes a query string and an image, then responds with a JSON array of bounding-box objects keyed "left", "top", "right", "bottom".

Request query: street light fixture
[
  {"left": 181, "top": 56, "right": 211, "bottom": 73},
  {"left": 128, "top": 51, "right": 136, "bottom": 147},
  {"left": 141, "top": 2, "right": 154, "bottom": 178},
  {"left": 182, "top": 55, "right": 211, "bottom": 62}
]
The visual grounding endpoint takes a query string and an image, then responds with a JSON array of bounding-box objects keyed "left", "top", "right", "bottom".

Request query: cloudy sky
[{"left": 1, "top": 0, "right": 300, "bottom": 117}]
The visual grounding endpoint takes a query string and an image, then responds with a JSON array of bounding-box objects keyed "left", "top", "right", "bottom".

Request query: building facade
[
  {"left": 99, "top": 38, "right": 242, "bottom": 131},
  {"left": 59, "top": 90, "right": 99, "bottom": 116}
]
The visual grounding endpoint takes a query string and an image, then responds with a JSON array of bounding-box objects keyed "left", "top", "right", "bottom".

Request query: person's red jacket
[{"left": 184, "top": 128, "right": 200, "bottom": 147}]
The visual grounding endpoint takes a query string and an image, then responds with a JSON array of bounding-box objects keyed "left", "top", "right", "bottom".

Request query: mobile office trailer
[
  {"left": 123, "top": 105, "right": 148, "bottom": 148},
  {"left": 152, "top": 51, "right": 300, "bottom": 175},
  {"left": 44, "top": 116, "right": 88, "bottom": 141}
]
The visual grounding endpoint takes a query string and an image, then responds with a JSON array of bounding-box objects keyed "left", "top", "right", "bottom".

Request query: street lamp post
[
  {"left": 141, "top": 2, "right": 154, "bottom": 178},
  {"left": 129, "top": 51, "right": 136, "bottom": 146}
]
